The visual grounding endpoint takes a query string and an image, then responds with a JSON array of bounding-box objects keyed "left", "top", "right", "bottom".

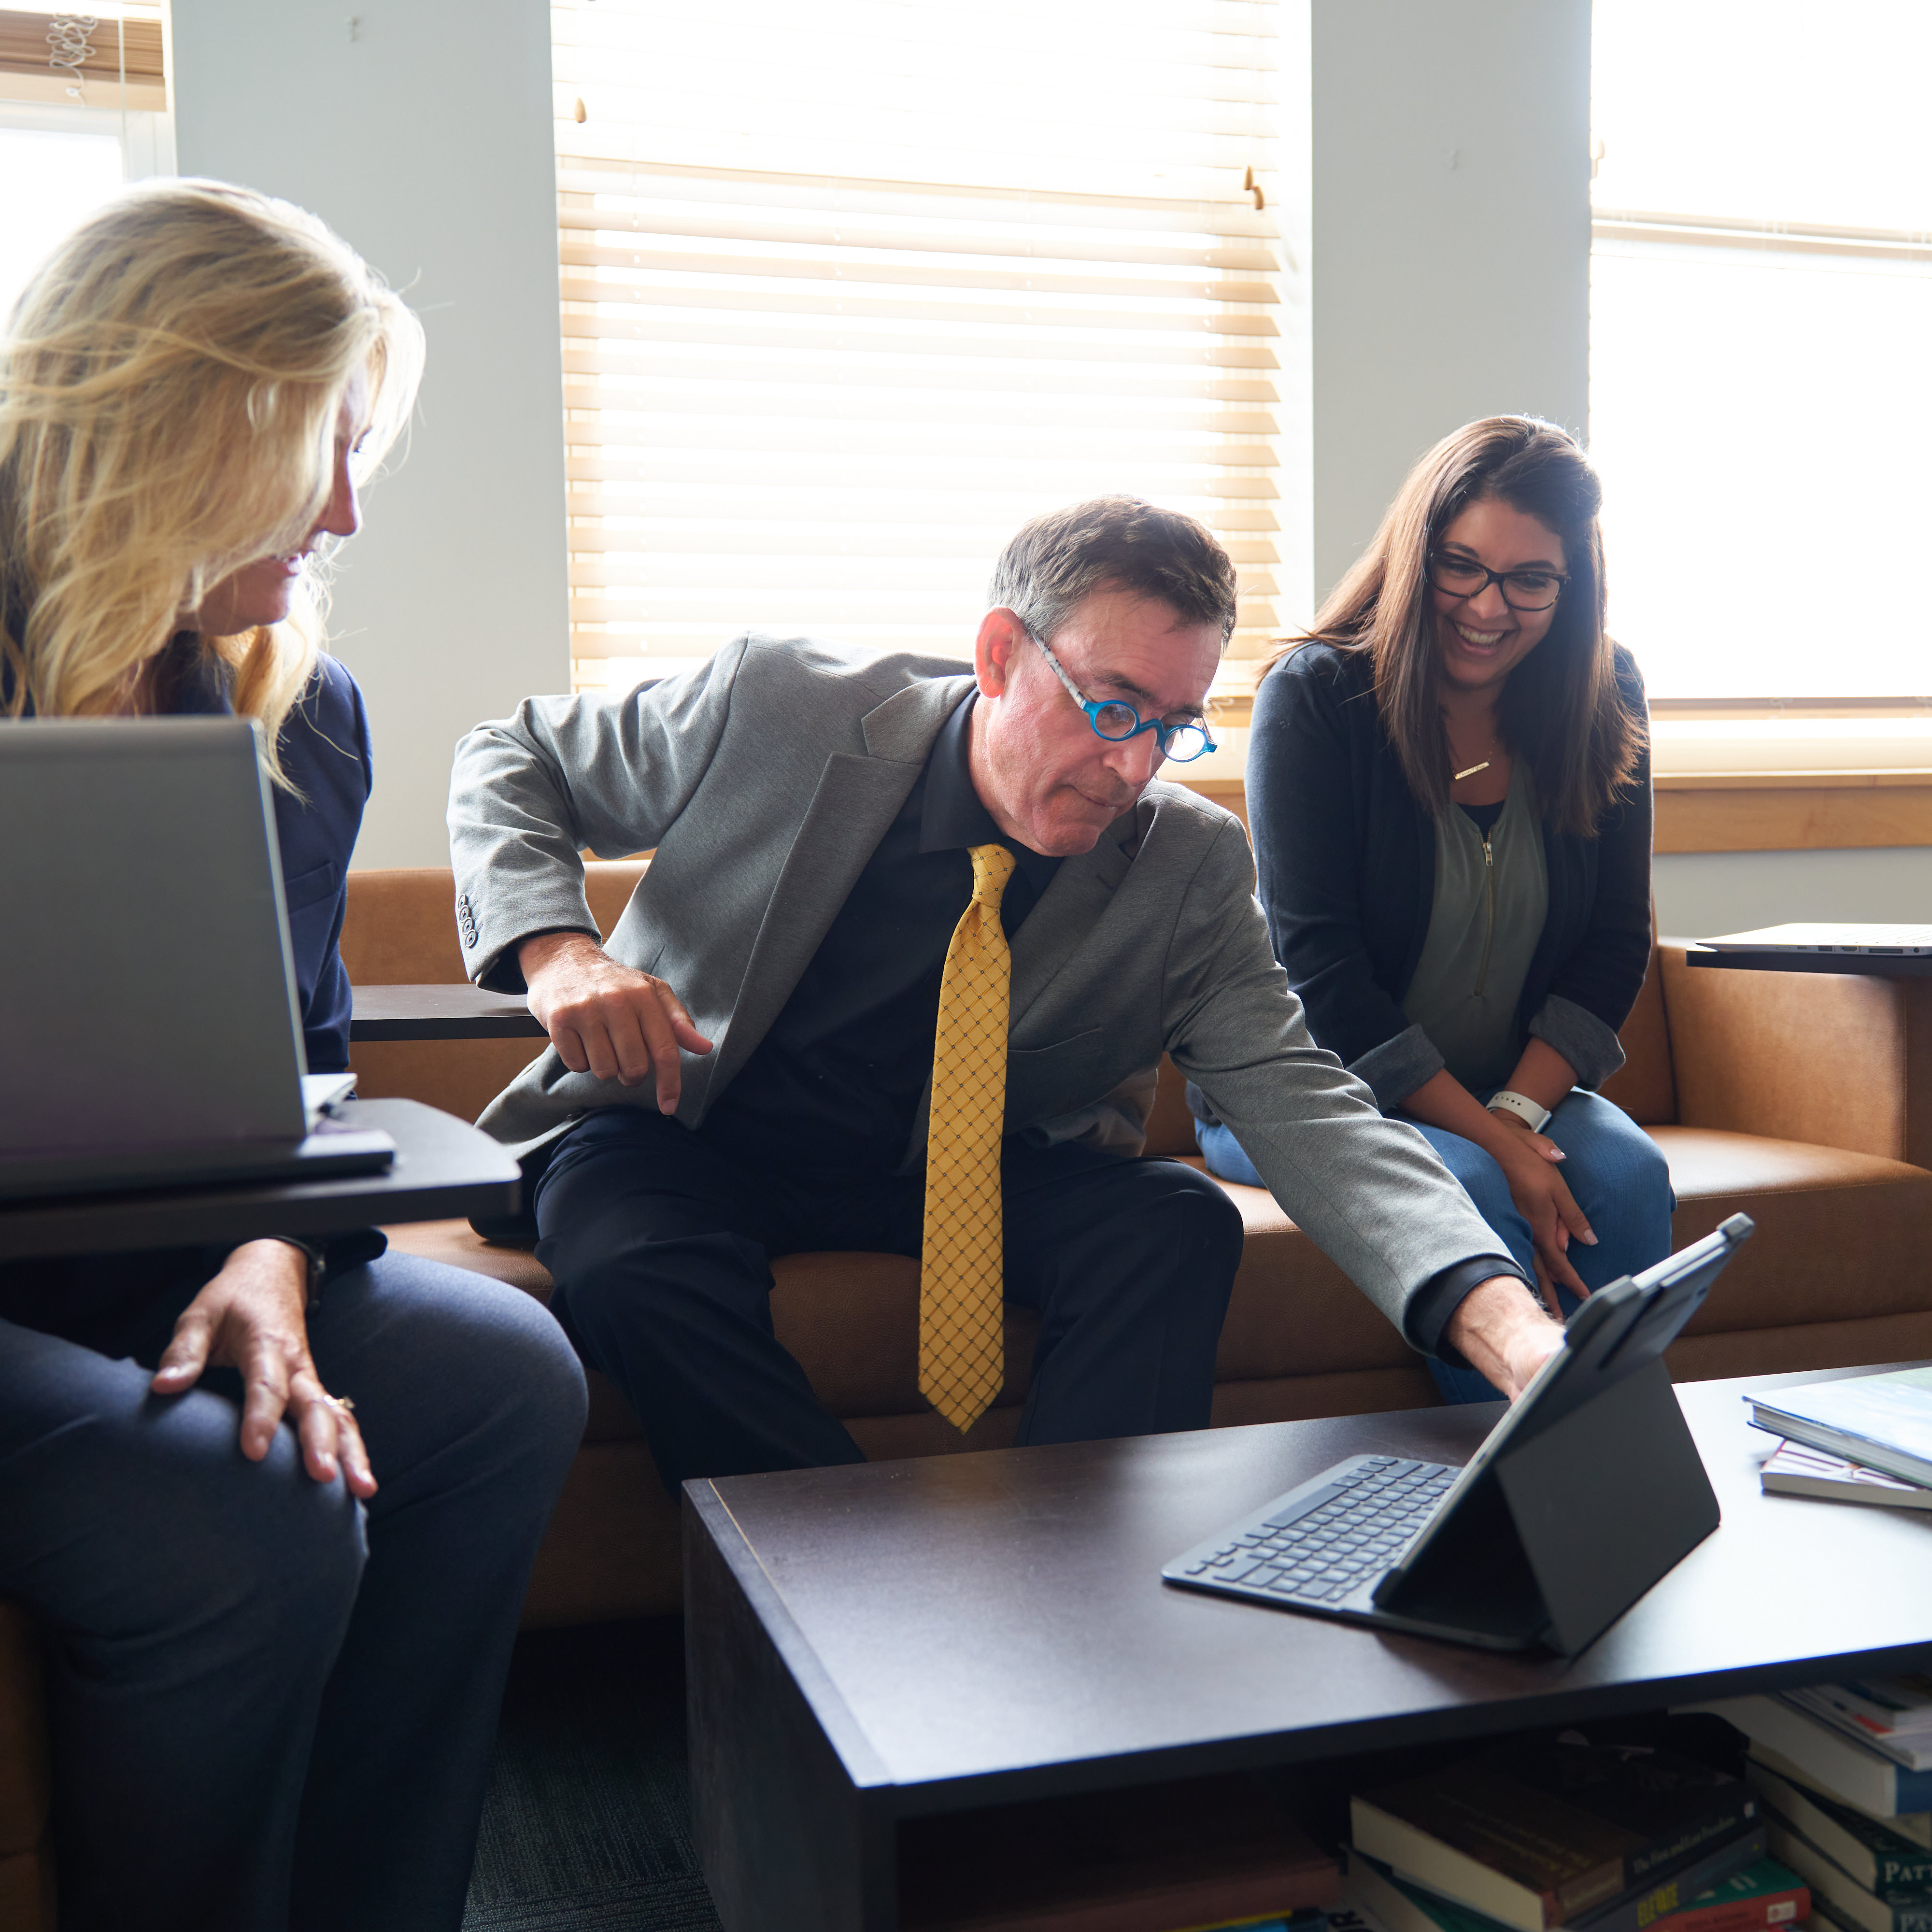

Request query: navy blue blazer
[
  {"left": 6, "top": 638, "right": 370, "bottom": 1069},
  {"left": 170, "top": 643, "right": 372, "bottom": 1073},
  {"left": 1243, "top": 640, "right": 1653, "bottom": 1111}
]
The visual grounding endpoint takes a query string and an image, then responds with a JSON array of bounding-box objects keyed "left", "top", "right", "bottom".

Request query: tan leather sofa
[
  {"left": 6, "top": 861, "right": 1932, "bottom": 1923},
  {"left": 349, "top": 863, "right": 1932, "bottom": 1627}
]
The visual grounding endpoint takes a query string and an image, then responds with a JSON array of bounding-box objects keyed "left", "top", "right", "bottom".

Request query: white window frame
[
  {"left": 0, "top": 91, "right": 172, "bottom": 174},
  {"left": 1594, "top": 202, "right": 1932, "bottom": 785}
]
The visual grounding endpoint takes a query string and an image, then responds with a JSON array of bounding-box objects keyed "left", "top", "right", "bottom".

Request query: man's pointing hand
[{"left": 519, "top": 931, "right": 713, "bottom": 1114}]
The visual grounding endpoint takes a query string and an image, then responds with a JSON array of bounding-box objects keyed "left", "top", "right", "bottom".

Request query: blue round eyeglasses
[{"left": 1027, "top": 629, "right": 1218, "bottom": 764}]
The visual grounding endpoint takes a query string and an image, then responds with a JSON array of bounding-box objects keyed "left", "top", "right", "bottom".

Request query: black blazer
[{"left": 1244, "top": 640, "right": 1653, "bottom": 1109}]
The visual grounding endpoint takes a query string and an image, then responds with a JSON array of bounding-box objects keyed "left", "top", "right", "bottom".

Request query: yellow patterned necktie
[{"left": 919, "top": 841, "right": 1017, "bottom": 1433}]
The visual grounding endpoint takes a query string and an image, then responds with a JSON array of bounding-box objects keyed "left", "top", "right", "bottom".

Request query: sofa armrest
[{"left": 1657, "top": 939, "right": 1932, "bottom": 1164}]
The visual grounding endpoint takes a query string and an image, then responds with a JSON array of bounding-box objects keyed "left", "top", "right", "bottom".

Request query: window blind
[
  {"left": 550, "top": 0, "right": 1283, "bottom": 706},
  {"left": 0, "top": 6, "right": 164, "bottom": 111}
]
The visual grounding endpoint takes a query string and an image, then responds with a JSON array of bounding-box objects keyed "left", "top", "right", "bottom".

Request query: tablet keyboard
[{"left": 1163, "top": 1454, "right": 1459, "bottom": 1613}]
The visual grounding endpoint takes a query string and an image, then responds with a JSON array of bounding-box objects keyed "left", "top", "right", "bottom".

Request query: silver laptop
[
  {"left": 0, "top": 716, "right": 394, "bottom": 1197},
  {"left": 1702, "top": 923, "right": 1932, "bottom": 956}
]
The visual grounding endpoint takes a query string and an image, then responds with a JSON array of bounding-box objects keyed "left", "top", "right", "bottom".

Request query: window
[
  {"left": 549, "top": 0, "right": 1283, "bottom": 728},
  {"left": 1589, "top": 0, "right": 1932, "bottom": 705},
  {"left": 0, "top": 6, "right": 172, "bottom": 317}
]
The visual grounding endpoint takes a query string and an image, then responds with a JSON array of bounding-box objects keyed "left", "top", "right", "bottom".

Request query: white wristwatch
[{"left": 1487, "top": 1089, "right": 1552, "bottom": 1134}]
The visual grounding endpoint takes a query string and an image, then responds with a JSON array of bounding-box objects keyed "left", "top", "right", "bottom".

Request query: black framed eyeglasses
[
  {"left": 1426, "top": 550, "right": 1568, "bottom": 612},
  {"left": 1028, "top": 629, "right": 1218, "bottom": 765}
]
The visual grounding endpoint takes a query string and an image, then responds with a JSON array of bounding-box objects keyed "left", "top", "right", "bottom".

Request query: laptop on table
[
  {"left": 0, "top": 716, "right": 394, "bottom": 1199},
  {"left": 1702, "top": 924, "right": 1932, "bottom": 956}
]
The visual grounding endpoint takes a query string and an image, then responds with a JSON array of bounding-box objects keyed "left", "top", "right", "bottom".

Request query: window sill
[
  {"left": 1186, "top": 696, "right": 1932, "bottom": 851},
  {"left": 1169, "top": 768, "right": 1932, "bottom": 854},
  {"left": 1649, "top": 771, "right": 1932, "bottom": 853}
]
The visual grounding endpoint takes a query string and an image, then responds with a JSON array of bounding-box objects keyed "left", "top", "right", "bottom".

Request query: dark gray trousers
[{"left": 536, "top": 1108, "right": 1246, "bottom": 1492}]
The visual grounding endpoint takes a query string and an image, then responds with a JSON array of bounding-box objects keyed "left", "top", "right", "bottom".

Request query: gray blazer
[{"left": 448, "top": 634, "right": 1516, "bottom": 1347}]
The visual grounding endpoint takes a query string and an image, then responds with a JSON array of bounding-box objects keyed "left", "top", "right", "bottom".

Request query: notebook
[{"left": 0, "top": 715, "right": 394, "bottom": 1198}]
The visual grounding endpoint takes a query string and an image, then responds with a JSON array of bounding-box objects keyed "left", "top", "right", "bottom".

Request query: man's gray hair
[{"left": 987, "top": 496, "right": 1239, "bottom": 649}]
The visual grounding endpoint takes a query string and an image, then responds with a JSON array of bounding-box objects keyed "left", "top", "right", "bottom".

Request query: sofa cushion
[
  {"left": 1598, "top": 945, "right": 1676, "bottom": 1126},
  {"left": 1192, "top": 1125, "right": 1932, "bottom": 1382},
  {"left": 339, "top": 861, "right": 650, "bottom": 986},
  {"left": 384, "top": 1218, "right": 550, "bottom": 1293},
  {"left": 1194, "top": 1163, "right": 1421, "bottom": 1380},
  {"left": 384, "top": 1120, "right": 1932, "bottom": 1445},
  {"left": 1653, "top": 1125, "right": 1932, "bottom": 1336}
]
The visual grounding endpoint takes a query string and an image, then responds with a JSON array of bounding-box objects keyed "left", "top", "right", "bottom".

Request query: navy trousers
[
  {"left": 0, "top": 1252, "right": 586, "bottom": 1932},
  {"left": 535, "top": 1108, "right": 1247, "bottom": 1492}
]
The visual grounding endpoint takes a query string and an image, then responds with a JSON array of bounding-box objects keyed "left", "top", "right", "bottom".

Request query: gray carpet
[{"left": 464, "top": 1617, "right": 723, "bottom": 1932}]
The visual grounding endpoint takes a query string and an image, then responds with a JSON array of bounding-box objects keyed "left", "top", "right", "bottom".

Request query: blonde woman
[{"left": 0, "top": 182, "right": 584, "bottom": 1932}]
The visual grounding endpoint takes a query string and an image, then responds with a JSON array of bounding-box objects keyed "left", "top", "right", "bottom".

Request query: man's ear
[{"left": 975, "top": 608, "right": 1025, "bottom": 699}]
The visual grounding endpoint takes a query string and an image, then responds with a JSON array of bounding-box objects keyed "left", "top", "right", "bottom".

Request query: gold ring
[{"left": 328, "top": 1394, "right": 356, "bottom": 1415}]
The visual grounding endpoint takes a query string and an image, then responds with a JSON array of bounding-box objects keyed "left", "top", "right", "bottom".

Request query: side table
[{"left": 0, "top": 1097, "right": 520, "bottom": 1260}]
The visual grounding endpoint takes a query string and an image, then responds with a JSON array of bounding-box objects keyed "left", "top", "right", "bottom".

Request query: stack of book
[
  {"left": 1749, "top": 1368, "right": 1932, "bottom": 1506},
  {"left": 1699, "top": 1693, "right": 1932, "bottom": 1932},
  {"left": 1335, "top": 1732, "right": 1807, "bottom": 1932},
  {"left": 1759, "top": 1443, "right": 1932, "bottom": 1512}
]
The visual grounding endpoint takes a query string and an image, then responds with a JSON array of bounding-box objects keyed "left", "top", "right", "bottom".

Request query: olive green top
[{"left": 1400, "top": 760, "right": 1549, "bottom": 1094}]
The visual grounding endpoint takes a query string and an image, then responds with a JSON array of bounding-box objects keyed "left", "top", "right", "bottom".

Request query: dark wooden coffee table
[{"left": 684, "top": 1369, "right": 1932, "bottom": 1932}]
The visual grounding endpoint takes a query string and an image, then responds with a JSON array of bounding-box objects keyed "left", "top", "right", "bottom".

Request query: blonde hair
[{"left": 0, "top": 178, "right": 424, "bottom": 782}]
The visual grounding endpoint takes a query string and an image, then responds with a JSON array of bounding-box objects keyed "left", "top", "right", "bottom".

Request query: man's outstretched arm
[{"left": 1166, "top": 816, "right": 1558, "bottom": 1398}]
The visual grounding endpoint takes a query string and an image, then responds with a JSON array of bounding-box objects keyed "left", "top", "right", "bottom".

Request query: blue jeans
[{"left": 1197, "top": 1090, "right": 1676, "bottom": 1405}]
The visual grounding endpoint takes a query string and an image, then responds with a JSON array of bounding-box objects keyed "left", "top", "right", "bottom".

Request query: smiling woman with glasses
[{"left": 1190, "top": 415, "right": 1673, "bottom": 1406}]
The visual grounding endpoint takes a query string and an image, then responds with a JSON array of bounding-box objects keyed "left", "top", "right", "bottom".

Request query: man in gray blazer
[{"left": 449, "top": 498, "right": 1565, "bottom": 1491}]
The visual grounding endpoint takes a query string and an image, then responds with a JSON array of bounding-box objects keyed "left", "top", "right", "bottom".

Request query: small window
[
  {"left": 1590, "top": 1, "right": 1932, "bottom": 702},
  {"left": 0, "top": 6, "right": 172, "bottom": 318},
  {"left": 549, "top": 0, "right": 1284, "bottom": 711}
]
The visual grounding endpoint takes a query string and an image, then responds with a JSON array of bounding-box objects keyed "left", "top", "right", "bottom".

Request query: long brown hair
[{"left": 1266, "top": 416, "right": 1644, "bottom": 837}]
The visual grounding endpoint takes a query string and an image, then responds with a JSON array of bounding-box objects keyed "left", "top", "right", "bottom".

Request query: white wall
[
  {"left": 1653, "top": 848, "right": 1932, "bottom": 941},
  {"left": 171, "top": 0, "right": 570, "bottom": 868},
  {"left": 1306, "top": 0, "right": 1593, "bottom": 607}
]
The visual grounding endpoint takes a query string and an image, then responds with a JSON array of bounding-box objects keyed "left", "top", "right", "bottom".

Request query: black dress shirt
[{"left": 699, "top": 693, "right": 1059, "bottom": 1178}]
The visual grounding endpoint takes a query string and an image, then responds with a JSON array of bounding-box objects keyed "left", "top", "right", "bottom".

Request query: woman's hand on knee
[
  {"left": 151, "top": 1241, "right": 377, "bottom": 1497},
  {"left": 1493, "top": 1137, "right": 1597, "bottom": 1310}
]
